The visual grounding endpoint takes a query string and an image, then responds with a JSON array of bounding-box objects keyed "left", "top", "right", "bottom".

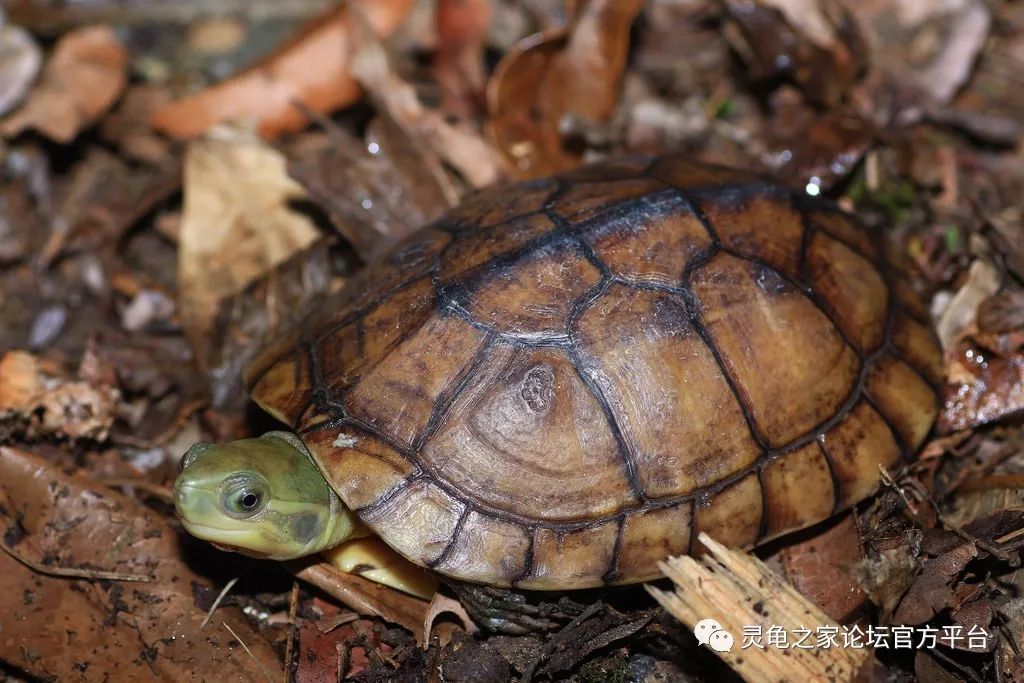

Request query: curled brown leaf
[{"left": 487, "top": 0, "right": 644, "bottom": 178}]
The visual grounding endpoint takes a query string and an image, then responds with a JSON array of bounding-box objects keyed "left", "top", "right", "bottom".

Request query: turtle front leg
[{"left": 447, "top": 582, "right": 586, "bottom": 634}]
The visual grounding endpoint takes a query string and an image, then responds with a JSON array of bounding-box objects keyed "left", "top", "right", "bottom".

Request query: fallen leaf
[
  {"left": 287, "top": 117, "right": 454, "bottom": 261},
  {"left": 350, "top": 9, "right": 501, "bottom": 190},
  {"left": 100, "top": 85, "right": 174, "bottom": 163},
  {"left": 0, "top": 23, "right": 41, "bottom": 117},
  {"left": 767, "top": 513, "right": 868, "bottom": 623},
  {"left": 0, "top": 25, "right": 127, "bottom": 143},
  {"left": 150, "top": 0, "right": 414, "bottom": 140},
  {"left": 436, "top": 0, "right": 492, "bottom": 118},
  {"left": 176, "top": 127, "right": 321, "bottom": 368},
  {"left": 0, "top": 447, "right": 283, "bottom": 680},
  {"left": 935, "top": 258, "right": 1001, "bottom": 351},
  {"left": 720, "top": 0, "right": 866, "bottom": 108},
  {"left": 487, "top": 0, "right": 644, "bottom": 177},
  {"left": 0, "top": 349, "right": 119, "bottom": 441},
  {"left": 940, "top": 335, "right": 1024, "bottom": 433}
]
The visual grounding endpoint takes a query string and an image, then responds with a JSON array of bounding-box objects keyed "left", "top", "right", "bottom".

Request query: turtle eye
[{"left": 221, "top": 475, "right": 269, "bottom": 518}]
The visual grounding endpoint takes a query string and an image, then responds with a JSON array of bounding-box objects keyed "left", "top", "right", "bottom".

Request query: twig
[
  {"left": 0, "top": 538, "right": 151, "bottom": 582},
  {"left": 223, "top": 621, "right": 276, "bottom": 683},
  {"left": 336, "top": 642, "right": 351, "bottom": 683},
  {"left": 201, "top": 577, "right": 239, "bottom": 629},
  {"left": 284, "top": 581, "right": 300, "bottom": 683}
]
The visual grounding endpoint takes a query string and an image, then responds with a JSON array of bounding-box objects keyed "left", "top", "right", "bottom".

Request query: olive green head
[{"left": 173, "top": 431, "right": 361, "bottom": 560}]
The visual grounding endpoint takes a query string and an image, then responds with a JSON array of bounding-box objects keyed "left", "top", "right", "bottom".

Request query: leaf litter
[{"left": 0, "top": 0, "right": 1022, "bottom": 680}]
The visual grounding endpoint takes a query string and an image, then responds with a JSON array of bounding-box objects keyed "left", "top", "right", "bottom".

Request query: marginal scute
[
  {"left": 360, "top": 480, "right": 465, "bottom": 566},
  {"left": 338, "top": 227, "right": 451, "bottom": 315},
  {"left": 438, "top": 212, "right": 556, "bottom": 285},
  {"left": 579, "top": 193, "right": 712, "bottom": 286},
  {"left": 344, "top": 314, "right": 488, "bottom": 449},
  {"left": 807, "top": 209, "right": 874, "bottom": 260},
  {"left": 692, "top": 252, "right": 860, "bottom": 447},
  {"left": 559, "top": 156, "right": 651, "bottom": 182},
  {"left": 806, "top": 232, "right": 889, "bottom": 353},
  {"left": 574, "top": 285, "right": 760, "bottom": 498},
  {"left": 553, "top": 177, "right": 668, "bottom": 224},
  {"left": 891, "top": 312, "right": 944, "bottom": 385},
  {"left": 304, "top": 426, "right": 415, "bottom": 511},
  {"left": 866, "top": 356, "right": 938, "bottom": 449},
  {"left": 447, "top": 177, "right": 557, "bottom": 229},
  {"left": 420, "top": 344, "right": 636, "bottom": 521},
  {"left": 249, "top": 348, "right": 312, "bottom": 428},
  {"left": 648, "top": 156, "right": 764, "bottom": 189},
  {"left": 433, "top": 511, "right": 531, "bottom": 586},
  {"left": 615, "top": 504, "right": 693, "bottom": 582},
  {"left": 761, "top": 443, "right": 835, "bottom": 537},
  {"left": 697, "top": 188, "right": 805, "bottom": 279},
  {"left": 821, "top": 401, "right": 902, "bottom": 508},
  {"left": 521, "top": 521, "right": 618, "bottom": 589},
  {"left": 466, "top": 234, "right": 602, "bottom": 338},
  {"left": 693, "top": 473, "right": 763, "bottom": 550}
]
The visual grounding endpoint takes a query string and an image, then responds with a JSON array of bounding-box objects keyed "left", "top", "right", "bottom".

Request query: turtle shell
[{"left": 246, "top": 155, "right": 942, "bottom": 590}]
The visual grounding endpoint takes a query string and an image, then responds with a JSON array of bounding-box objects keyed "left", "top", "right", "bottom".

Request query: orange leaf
[
  {"left": 0, "top": 25, "right": 127, "bottom": 143},
  {"left": 150, "top": 0, "right": 414, "bottom": 140}
]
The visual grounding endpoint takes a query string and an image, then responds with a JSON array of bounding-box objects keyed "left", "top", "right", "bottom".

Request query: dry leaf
[
  {"left": 288, "top": 118, "right": 453, "bottom": 261},
  {"left": 436, "top": 0, "right": 492, "bottom": 118},
  {"left": 0, "top": 349, "right": 119, "bottom": 441},
  {"left": 176, "top": 128, "right": 320, "bottom": 365},
  {"left": 0, "top": 25, "right": 127, "bottom": 143},
  {"left": 487, "top": 0, "right": 644, "bottom": 177},
  {"left": 935, "top": 258, "right": 1001, "bottom": 351},
  {"left": 150, "top": 0, "right": 414, "bottom": 140},
  {"left": 0, "top": 23, "right": 41, "bottom": 117},
  {"left": 0, "top": 447, "right": 283, "bottom": 680},
  {"left": 721, "top": 0, "right": 866, "bottom": 108},
  {"left": 350, "top": 10, "right": 500, "bottom": 190}
]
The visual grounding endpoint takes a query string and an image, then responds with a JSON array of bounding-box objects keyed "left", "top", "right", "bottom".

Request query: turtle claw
[{"left": 447, "top": 582, "right": 583, "bottom": 635}]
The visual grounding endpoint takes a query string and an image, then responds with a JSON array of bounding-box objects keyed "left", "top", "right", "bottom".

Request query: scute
[{"left": 246, "top": 156, "right": 941, "bottom": 588}]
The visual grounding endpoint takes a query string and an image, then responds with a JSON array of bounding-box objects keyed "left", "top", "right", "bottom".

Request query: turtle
[{"left": 174, "top": 155, "right": 942, "bottom": 627}]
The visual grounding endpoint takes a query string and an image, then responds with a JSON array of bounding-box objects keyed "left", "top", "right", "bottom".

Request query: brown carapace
[{"left": 246, "top": 156, "right": 942, "bottom": 590}]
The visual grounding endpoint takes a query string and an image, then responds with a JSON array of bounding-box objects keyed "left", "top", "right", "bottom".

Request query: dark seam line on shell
[
  {"left": 542, "top": 176, "right": 571, "bottom": 208},
  {"left": 315, "top": 273, "right": 435, "bottom": 345},
  {"left": 566, "top": 346, "right": 648, "bottom": 506},
  {"left": 428, "top": 507, "right": 469, "bottom": 569},
  {"left": 412, "top": 332, "right": 497, "bottom": 452},
  {"left": 755, "top": 464, "right": 770, "bottom": 542},
  {"left": 510, "top": 527, "right": 537, "bottom": 587},
  {"left": 434, "top": 287, "right": 574, "bottom": 348},
  {"left": 687, "top": 312, "right": 772, "bottom": 451},
  {"left": 862, "top": 390, "right": 911, "bottom": 461},
  {"left": 887, "top": 346, "right": 944, "bottom": 396},
  {"left": 811, "top": 221, "right": 876, "bottom": 263},
  {"left": 889, "top": 294, "right": 932, "bottom": 327},
  {"left": 647, "top": 172, "right": 782, "bottom": 202},
  {"left": 355, "top": 474, "right": 424, "bottom": 518},
  {"left": 328, "top": 303, "right": 439, "bottom": 412},
  {"left": 798, "top": 210, "right": 814, "bottom": 284},
  {"left": 354, "top": 317, "right": 366, "bottom": 357},
  {"left": 547, "top": 210, "right": 614, "bottom": 280},
  {"left": 565, "top": 276, "right": 613, "bottom": 334},
  {"left": 438, "top": 187, "right": 680, "bottom": 301},
  {"left": 816, "top": 437, "right": 843, "bottom": 515},
  {"left": 716, "top": 245, "right": 868, "bottom": 365},
  {"left": 601, "top": 514, "right": 627, "bottom": 585}
]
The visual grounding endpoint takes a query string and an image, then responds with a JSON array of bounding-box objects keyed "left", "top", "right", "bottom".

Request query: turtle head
[{"left": 173, "top": 431, "right": 362, "bottom": 560}]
